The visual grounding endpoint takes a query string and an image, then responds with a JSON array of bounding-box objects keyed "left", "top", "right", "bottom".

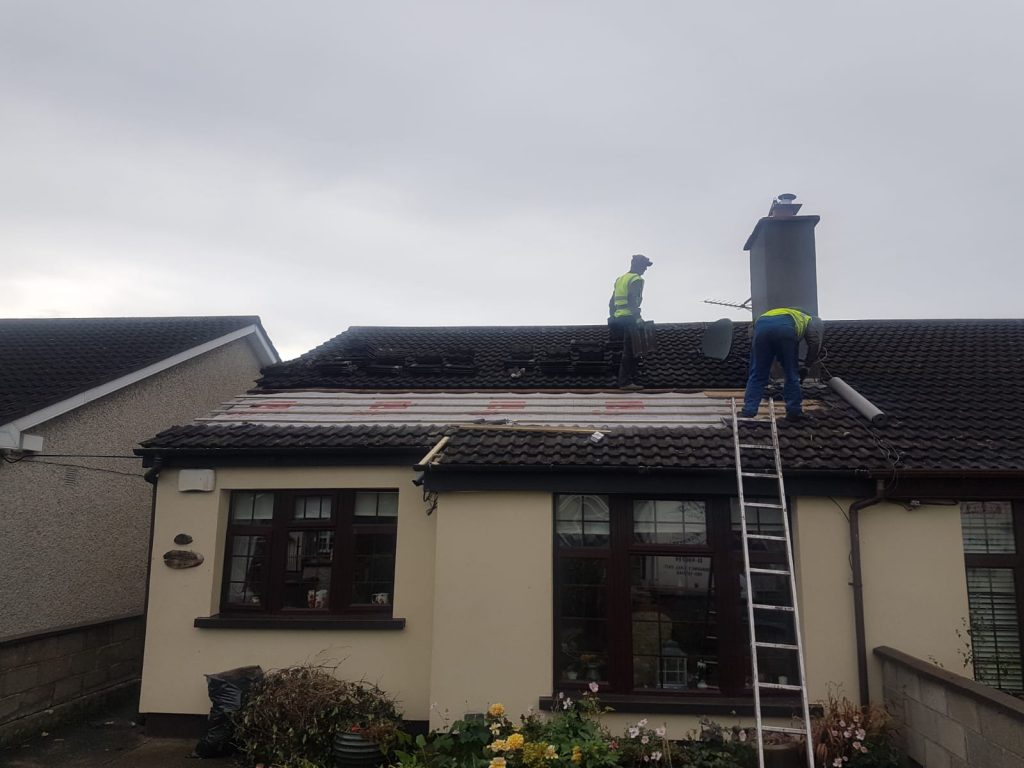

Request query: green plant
[
  {"left": 811, "top": 689, "right": 903, "bottom": 768},
  {"left": 233, "top": 664, "right": 402, "bottom": 767}
]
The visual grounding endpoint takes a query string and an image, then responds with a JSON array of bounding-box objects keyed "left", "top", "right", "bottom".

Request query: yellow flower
[
  {"left": 490, "top": 759, "right": 507, "bottom": 768},
  {"left": 506, "top": 733, "right": 525, "bottom": 750},
  {"left": 545, "top": 745, "right": 558, "bottom": 760},
  {"left": 488, "top": 703, "right": 506, "bottom": 718},
  {"left": 489, "top": 740, "right": 508, "bottom": 752},
  {"left": 571, "top": 746, "right": 583, "bottom": 764}
]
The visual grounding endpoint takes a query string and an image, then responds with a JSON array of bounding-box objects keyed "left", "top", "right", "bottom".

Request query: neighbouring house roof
[
  {"left": 138, "top": 318, "right": 1024, "bottom": 476},
  {"left": 0, "top": 316, "right": 279, "bottom": 440}
]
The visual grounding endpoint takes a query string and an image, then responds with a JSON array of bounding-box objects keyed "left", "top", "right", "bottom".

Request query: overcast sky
[{"left": 2, "top": 1, "right": 1021, "bottom": 360}]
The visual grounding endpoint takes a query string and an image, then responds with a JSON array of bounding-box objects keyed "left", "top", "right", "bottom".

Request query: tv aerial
[{"left": 703, "top": 297, "right": 752, "bottom": 311}]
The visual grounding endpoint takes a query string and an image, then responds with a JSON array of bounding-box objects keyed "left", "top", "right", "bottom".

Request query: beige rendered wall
[
  {"left": 794, "top": 498, "right": 969, "bottom": 704},
  {"left": 139, "top": 466, "right": 437, "bottom": 721},
  {"left": 428, "top": 491, "right": 553, "bottom": 728},
  {"left": 0, "top": 337, "right": 264, "bottom": 640}
]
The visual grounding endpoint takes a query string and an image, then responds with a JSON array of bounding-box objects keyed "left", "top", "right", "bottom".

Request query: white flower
[
  {"left": 852, "top": 742, "right": 861, "bottom": 750},
  {"left": 638, "top": 718, "right": 649, "bottom": 727},
  {"left": 860, "top": 746, "right": 869, "bottom": 754},
  {"left": 839, "top": 720, "right": 847, "bottom": 728},
  {"left": 856, "top": 728, "right": 866, "bottom": 740},
  {"left": 628, "top": 727, "right": 640, "bottom": 738},
  {"left": 558, "top": 692, "right": 565, "bottom": 699},
  {"left": 650, "top": 751, "right": 662, "bottom": 762},
  {"left": 642, "top": 757, "right": 649, "bottom": 763},
  {"left": 588, "top": 682, "right": 599, "bottom": 693},
  {"left": 738, "top": 729, "right": 747, "bottom": 742},
  {"left": 654, "top": 726, "right": 666, "bottom": 738},
  {"left": 562, "top": 698, "right": 573, "bottom": 710},
  {"left": 833, "top": 760, "right": 843, "bottom": 767},
  {"left": 843, "top": 731, "right": 851, "bottom": 739},
  {"left": 641, "top": 735, "right": 650, "bottom": 745}
]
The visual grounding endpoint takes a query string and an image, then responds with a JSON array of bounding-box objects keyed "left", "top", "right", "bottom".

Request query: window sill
[
  {"left": 194, "top": 614, "right": 406, "bottom": 631},
  {"left": 539, "top": 694, "right": 819, "bottom": 718}
]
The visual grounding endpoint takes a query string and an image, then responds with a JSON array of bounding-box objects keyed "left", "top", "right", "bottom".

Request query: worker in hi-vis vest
[
  {"left": 741, "top": 307, "right": 824, "bottom": 420},
  {"left": 607, "top": 254, "right": 653, "bottom": 387}
]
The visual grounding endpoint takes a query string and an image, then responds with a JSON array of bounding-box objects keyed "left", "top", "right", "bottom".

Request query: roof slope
[
  {"left": 142, "top": 319, "right": 1024, "bottom": 474},
  {"left": 0, "top": 316, "right": 266, "bottom": 425}
]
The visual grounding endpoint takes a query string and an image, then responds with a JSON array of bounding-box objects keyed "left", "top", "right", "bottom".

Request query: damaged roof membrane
[{"left": 198, "top": 391, "right": 821, "bottom": 430}]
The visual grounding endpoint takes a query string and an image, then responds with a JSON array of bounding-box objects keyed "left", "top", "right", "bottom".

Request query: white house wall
[
  {"left": 139, "top": 466, "right": 437, "bottom": 721},
  {"left": 139, "top": 482, "right": 971, "bottom": 729},
  {"left": 795, "top": 497, "right": 970, "bottom": 703}
]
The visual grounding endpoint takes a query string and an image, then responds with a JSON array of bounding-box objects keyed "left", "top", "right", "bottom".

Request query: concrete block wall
[
  {"left": 0, "top": 615, "right": 144, "bottom": 745},
  {"left": 876, "top": 646, "right": 1024, "bottom": 768}
]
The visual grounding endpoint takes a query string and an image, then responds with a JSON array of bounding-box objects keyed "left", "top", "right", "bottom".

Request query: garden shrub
[
  {"left": 811, "top": 690, "right": 904, "bottom": 768},
  {"left": 232, "top": 664, "right": 402, "bottom": 768}
]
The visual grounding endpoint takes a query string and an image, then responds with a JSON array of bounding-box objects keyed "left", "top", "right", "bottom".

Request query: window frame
[
  {"left": 552, "top": 493, "right": 791, "bottom": 699},
  {"left": 219, "top": 488, "right": 399, "bottom": 618},
  {"left": 962, "top": 499, "right": 1024, "bottom": 693}
]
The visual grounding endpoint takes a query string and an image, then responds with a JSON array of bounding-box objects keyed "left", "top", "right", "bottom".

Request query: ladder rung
[
  {"left": 753, "top": 603, "right": 795, "bottom": 612},
  {"left": 749, "top": 567, "right": 791, "bottom": 576},
  {"left": 745, "top": 501, "right": 783, "bottom": 509},
  {"left": 738, "top": 443, "right": 774, "bottom": 450},
  {"left": 741, "top": 472, "right": 778, "bottom": 479},
  {"left": 755, "top": 641, "right": 800, "bottom": 650},
  {"left": 758, "top": 682, "right": 804, "bottom": 691},
  {"left": 763, "top": 725, "right": 809, "bottom": 735},
  {"left": 747, "top": 533, "right": 787, "bottom": 541}
]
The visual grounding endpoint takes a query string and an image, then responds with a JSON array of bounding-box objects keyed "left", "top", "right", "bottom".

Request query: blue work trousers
[{"left": 742, "top": 314, "right": 802, "bottom": 416}]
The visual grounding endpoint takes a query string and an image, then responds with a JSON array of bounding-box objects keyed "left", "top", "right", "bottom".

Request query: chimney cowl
[{"left": 769, "top": 193, "right": 802, "bottom": 217}]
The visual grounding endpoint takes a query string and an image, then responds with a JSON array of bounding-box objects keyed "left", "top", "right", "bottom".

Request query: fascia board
[
  {"left": 248, "top": 325, "right": 280, "bottom": 366},
  {"left": 3, "top": 325, "right": 274, "bottom": 434}
]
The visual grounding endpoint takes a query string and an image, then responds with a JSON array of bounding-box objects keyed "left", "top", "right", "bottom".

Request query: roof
[
  {"left": 139, "top": 319, "right": 1024, "bottom": 475},
  {"left": 0, "top": 316, "right": 278, "bottom": 429}
]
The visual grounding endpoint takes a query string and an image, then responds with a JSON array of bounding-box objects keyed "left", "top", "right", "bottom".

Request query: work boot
[{"left": 785, "top": 410, "right": 803, "bottom": 421}]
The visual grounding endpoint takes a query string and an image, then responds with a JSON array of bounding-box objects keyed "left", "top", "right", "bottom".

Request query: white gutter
[{"left": 0, "top": 324, "right": 279, "bottom": 452}]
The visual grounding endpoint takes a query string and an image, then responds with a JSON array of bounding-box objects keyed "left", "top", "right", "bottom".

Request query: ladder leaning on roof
[{"left": 729, "top": 397, "right": 816, "bottom": 768}]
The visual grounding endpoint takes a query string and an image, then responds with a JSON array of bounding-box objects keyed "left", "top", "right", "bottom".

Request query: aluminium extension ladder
[{"left": 729, "top": 397, "right": 815, "bottom": 768}]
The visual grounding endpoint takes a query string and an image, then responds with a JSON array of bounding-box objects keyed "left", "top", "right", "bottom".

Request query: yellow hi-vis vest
[
  {"left": 612, "top": 272, "right": 642, "bottom": 318},
  {"left": 761, "top": 307, "right": 812, "bottom": 337}
]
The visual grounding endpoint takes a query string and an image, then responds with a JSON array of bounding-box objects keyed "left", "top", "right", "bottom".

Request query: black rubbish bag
[{"left": 193, "top": 665, "right": 264, "bottom": 758}]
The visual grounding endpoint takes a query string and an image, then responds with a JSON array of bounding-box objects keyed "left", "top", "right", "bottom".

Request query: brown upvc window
[
  {"left": 222, "top": 490, "right": 398, "bottom": 616},
  {"left": 961, "top": 501, "right": 1024, "bottom": 693},
  {"left": 554, "top": 494, "right": 797, "bottom": 697}
]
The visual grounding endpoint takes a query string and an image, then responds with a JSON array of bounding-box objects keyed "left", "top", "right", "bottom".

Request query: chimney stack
[{"left": 743, "top": 193, "right": 820, "bottom": 319}]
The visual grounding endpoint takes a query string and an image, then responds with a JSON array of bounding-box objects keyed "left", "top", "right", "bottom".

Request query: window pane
[
  {"left": 294, "top": 495, "right": 334, "bottom": 521},
  {"left": 730, "top": 498, "right": 785, "bottom": 551},
  {"left": 967, "top": 568, "right": 1023, "bottom": 693},
  {"left": 282, "top": 530, "right": 333, "bottom": 609},
  {"left": 631, "top": 555, "right": 716, "bottom": 690},
  {"left": 962, "top": 502, "right": 1016, "bottom": 554},
  {"left": 225, "top": 535, "right": 268, "bottom": 607},
  {"left": 355, "top": 491, "right": 399, "bottom": 518},
  {"left": 737, "top": 564, "right": 800, "bottom": 687},
  {"left": 557, "top": 558, "right": 608, "bottom": 683},
  {"left": 556, "top": 495, "right": 610, "bottom": 548},
  {"left": 230, "top": 491, "right": 275, "bottom": 524},
  {"left": 633, "top": 501, "right": 706, "bottom": 545},
  {"left": 352, "top": 533, "right": 396, "bottom": 605}
]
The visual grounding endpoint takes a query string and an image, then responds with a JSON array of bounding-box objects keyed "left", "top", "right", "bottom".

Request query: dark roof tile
[{"left": 0, "top": 316, "right": 264, "bottom": 425}]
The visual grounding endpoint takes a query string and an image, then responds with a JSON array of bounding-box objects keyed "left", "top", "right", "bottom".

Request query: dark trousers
[
  {"left": 608, "top": 316, "right": 638, "bottom": 386},
  {"left": 742, "top": 315, "right": 802, "bottom": 416}
]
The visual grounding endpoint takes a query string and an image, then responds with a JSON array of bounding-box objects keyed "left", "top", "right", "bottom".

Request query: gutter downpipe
[
  {"left": 849, "top": 478, "right": 886, "bottom": 706},
  {"left": 140, "top": 457, "right": 162, "bottom": 696}
]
